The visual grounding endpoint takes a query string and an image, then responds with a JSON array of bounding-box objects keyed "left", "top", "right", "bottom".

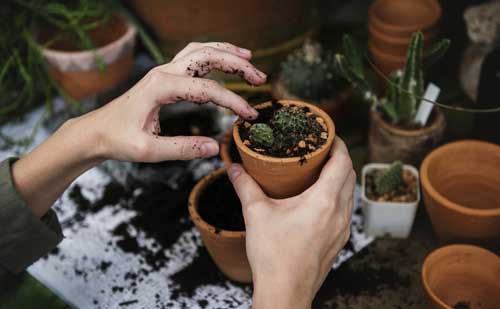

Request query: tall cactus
[{"left": 375, "top": 161, "right": 403, "bottom": 195}]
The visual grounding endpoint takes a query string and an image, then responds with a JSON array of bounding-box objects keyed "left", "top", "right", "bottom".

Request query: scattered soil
[
  {"left": 365, "top": 169, "right": 418, "bottom": 203},
  {"left": 453, "top": 301, "right": 471, "bottom": 309},
  {"left": 197, "top": 175, "right": 245, "bottom": 232},
  {"left": 238, "top": 100, "right": 327, "bottom": 158}
]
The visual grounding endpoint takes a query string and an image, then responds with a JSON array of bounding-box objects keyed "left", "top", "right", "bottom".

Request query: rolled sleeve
[{"left": 0, "top": 158, "right": 63, "bottom": 273}]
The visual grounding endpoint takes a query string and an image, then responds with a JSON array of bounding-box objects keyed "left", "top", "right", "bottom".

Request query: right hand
[{"left": 228, "top": 137, "right": 355, "bottom": 309}]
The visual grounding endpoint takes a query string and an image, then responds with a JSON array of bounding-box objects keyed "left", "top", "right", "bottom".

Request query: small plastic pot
[{"left": 361, "top": 163, "right": 420, "bottom": 238}]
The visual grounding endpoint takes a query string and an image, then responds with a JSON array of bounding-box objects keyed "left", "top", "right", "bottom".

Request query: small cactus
[
  {"left": 249, "top": 123, "right": 274, "bottom": 147},
  {"left": 375, "top": 161, "right": 403, "bottom": 195},
  {"left": 272, "top": 106, "right": 308, "bottom": 133}
]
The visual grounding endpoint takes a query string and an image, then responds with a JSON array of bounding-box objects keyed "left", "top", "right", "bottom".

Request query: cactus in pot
[
  {"left": 249, "top": 123, "right": 274, "bottom": 147},
  {"left": 375, "top": 161, "right": 403, "bottom": 195}
]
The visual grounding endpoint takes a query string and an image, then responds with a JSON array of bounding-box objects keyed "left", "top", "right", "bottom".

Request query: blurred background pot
[
  {"left": 422, "top": 244, "right": 500, "bottom": 309},
  {"left": 188, "top": 168, "right": 251, "bottom": 283},
  {"left": 369, "top": 109, "right": 446, "bottom": 165},
  {"left": 420, "top": 140, "right": 500, "bottom": 246},
  {"left": 38, "top": 14, "right": 136, "bottom": 100}
]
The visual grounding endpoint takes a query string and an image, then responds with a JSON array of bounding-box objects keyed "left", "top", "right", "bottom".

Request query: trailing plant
[
  {"left": 375, "top": 161, "right": 403, "bottom": 195},
  {"left": 335, "top": 32, "right": 450, "bottom": 126},
  {"left": 280, "top": 40, "right": 346, "bottom": 101}
]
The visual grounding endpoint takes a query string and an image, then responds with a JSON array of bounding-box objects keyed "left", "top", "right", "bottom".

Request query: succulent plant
[
  {"left": 375, "top": 161, "right": 403, "bottom": 195},
  {"left": 272, "top": 106, "right": 308, "bottom": 133},
  {"left": 249, "top": 123, "right": 274, "bottom": 147},
  {"left": 281, "top": 39, "right": 345, "bottom": 101},
  {"left": 334, "top": 32, "right": 450, "bottom": 125}
]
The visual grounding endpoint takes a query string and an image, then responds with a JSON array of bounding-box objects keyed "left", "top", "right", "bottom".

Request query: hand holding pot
[{"left": 228, "top": 138, "right": 356, "bottom": 309}]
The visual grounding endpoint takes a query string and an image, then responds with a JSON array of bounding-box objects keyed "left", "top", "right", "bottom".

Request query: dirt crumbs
[
  {"left": 238, "top": 100, "right": 327, "bottom": 158},
  {"left": 365, "top": 169, "right": 417, "bottom": 203}
]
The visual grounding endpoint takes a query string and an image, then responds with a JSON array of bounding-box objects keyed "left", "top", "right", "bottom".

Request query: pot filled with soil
[
  {"left": 233, "top": 99, "right": 335, "bottom": 199},
  {"left": 422, "top": 244, "right": 500, "bottom": 309},
  {"left": 362, "top": 161, "right": 420, "bottom": 238},
  {"left": 188, "top": 167, "right": 251, "bottom": 283},
  {"left": 420, "top": 140, "right": 500, "bottom": 246},
  {"left": 37, "top": 13, "right": 136, "bottom": 100},
  {"left": 220, "top": 130, "right": 242, "bottom": 167},
  {"left": 272, "top": 40, "right": 351, "bottom": 123}
]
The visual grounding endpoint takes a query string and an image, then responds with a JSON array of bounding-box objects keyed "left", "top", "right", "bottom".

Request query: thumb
[
  {"left": 146, "top": 135, "right": 219, "bottom": 161},
  {"left": 227, "top": 164, "right": 267, "bottom": 208}
]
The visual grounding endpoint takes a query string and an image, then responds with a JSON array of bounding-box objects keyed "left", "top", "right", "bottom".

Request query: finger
[
  {"left": 227, "top": 164, "right": 267, "bottom": 208},
  {"left": 163, "top": 47, "right": 266, "bottom": 85},
  {"left": 139, "top": 135, "right": 220, "bottom": 162},
  {"left": 147, "top": 72, "right": 259, "bottom": 119},
  {"left": 172, "top": 42, "right": 252, "bottom": 62}
]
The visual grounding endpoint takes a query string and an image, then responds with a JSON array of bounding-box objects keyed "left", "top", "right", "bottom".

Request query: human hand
[
  {"left": 68, "top": 42, "right": 267, "bottom": 163},
  {"left": 228, "top": 138, "right": 356, "bottom": 309}
]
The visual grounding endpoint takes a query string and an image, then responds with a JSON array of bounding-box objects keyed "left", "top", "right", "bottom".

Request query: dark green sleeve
[{"left": 0, "top": 158, "right": 63, "bottom": 274}]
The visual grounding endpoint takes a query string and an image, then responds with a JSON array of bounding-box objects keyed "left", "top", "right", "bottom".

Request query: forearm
[{"left": 11, "top": 117, "right": 103, "bottom": 218}]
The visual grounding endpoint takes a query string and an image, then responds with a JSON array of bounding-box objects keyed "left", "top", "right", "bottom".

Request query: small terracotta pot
[
  {"left": 188, "top": 168, "right": 251, "bottom": 283},
  {"left": 369, "top": 109, "right": 445, "bottom": 166},
  {"left": 271, "top": 75, "right": 352, "bottom": 124},
  {"left": 369, "top": 0, "right": 441, "bottom": 39},
  {"left": 220, "top": 130, "right": 234, "bottom": 167},
  {"left": 369, "top": 42, "right": 406, "bottom": 76},
  {"left": 422, "top": 244, "right": 500, "bottom": 309},
  {"left": 39, "top": 14, "right": 136, "bottom": 100},
  {"left": 233, "top": 100, "right": 335, "bottom": 199},
  {"left": 420, "top": 140, "right": 500, "bottom": 245}
]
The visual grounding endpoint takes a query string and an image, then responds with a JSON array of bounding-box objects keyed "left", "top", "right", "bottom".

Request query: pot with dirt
[
  {"left": 422, "top": 244, "right": 500, "bottom": 309},
  {"left": 336, "top": 32, "right": 450, "bottom": 165},
  {"left": 220, "top": 130, "right": 242, "bottom": 167},
  {"left": 37, "top": 13, "right": 136, "bottom": 100},
  {"left": 188, "top": 167, "right": 251, "bottom": 283},
  {"left": 272, "top": 40, "right": 351, "bottom": 123},
  {"left": 233, "top": 99, "right": 335, "bottom": 199},
  {"left": 362, "top": 161, "right": 420, "bottom": 238},
  {"left": 420, "top": 140, "right": 500, "bottom": 246}
]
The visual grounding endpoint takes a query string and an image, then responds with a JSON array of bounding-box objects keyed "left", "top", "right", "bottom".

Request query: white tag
[{"left": 415, "top": 83, "right": 440, "bottom": 126}]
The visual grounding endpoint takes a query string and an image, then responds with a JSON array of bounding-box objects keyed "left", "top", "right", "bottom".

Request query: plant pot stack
[{"left": 368, "top": 0, "right": 441, "bottom": 75}]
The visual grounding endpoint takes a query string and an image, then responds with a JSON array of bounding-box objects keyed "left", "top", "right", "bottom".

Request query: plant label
[{"left": 415, "top": 83, "right": 440, "bottom": 126}]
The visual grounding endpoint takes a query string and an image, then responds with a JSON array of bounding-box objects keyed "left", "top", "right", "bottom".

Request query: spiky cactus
[
  {"left": 272, "top": 106, "right": 308, "bottom": 133},
  {"left": 281, "top": 40, "right": 344, "bottom": 101},
  {"left": 334, "top": 32, "right": 450, "bottom": 125},
  {"left": 375, "top": 161, "right": 403, "bottom": 195},
  {"left": 249, "top": 123, "right": 274, "bottom": 147}
]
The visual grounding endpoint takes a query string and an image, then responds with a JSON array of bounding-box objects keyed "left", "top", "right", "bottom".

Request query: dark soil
[
  {"left": 238, "top": 100, "right": 327, "bottom": 158},
  {"left": 365, "top": 169, "right": 418, "bottom": 203},
  {"left": 453, "top": 301, "right": 471, "bottom": 309},
  {"left": 197, "top": 175, "right": 245, "bottom": 232}
]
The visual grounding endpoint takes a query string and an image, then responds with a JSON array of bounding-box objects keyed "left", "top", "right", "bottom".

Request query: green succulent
[
  {"left": 249, "top": 123, "right": 274, "bottom": 147},
  {"left": 375, "top": 161, "right": 403, "bottom": 195},
  {"left": 272, "top": 106, "right": 308, "bottom": 134}
]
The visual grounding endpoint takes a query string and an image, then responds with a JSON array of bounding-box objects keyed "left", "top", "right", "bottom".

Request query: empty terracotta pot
[
  {"left": 369, "top": 109, "right": 446, "bottom": 166},
  {"left": 369, "top": 0, "right": 441, "bottom": 39},
  {"left": 369, "top": 42, "right": 407, "bottom": 76},
  {"left": 422, "top": 244, "right": 500, "bottom": 309},
  {"left": 421, "top": 140, "right": 500, "bottom": 245},
  {"left": 39, "top": 14, "right": 136, "bottom": 100},
  {"left": 233, "top": 100, "right": 335, "bottom": 199},
  {"left": 188, "top": 168, "right": 251, "bottom": 283}
]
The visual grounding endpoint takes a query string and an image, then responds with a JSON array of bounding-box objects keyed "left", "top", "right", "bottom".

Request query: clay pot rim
[
  {"left": 39, "top": 13, "right": 136, "bottom": 58},
  {"left": 368, "top": 23, "right": 437, "bottom": 46},
  {"left": 421, "top": 244, "right": 500, "bottom": 309},
  {"left": 371, "top": 109, "right": 445, "bottom": 137},
  {"left": 369, "top": 0, "right": 442, "bottom": 34},
  {"left": 420, "top": 140, "right": 500, "bottom": 217},
  {"left": 233, "top": 100, "right": 336, "bottom": 163},
  {"left": 188, "top": 167, "right": 246, "bottom": 239},
  {"left": 369, "top": 42, "right": 406, "bottom": 63}
]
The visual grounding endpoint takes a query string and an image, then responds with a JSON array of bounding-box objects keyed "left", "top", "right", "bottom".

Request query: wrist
[
  {"left": 252, "top": 273, "right": 313, "bottom": 309},
  {"left": 60, "top": 116, "right": 106, "bottom": 165}
]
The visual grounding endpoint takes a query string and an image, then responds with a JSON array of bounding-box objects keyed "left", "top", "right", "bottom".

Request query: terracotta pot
[
  {"left": 271, "top": 75, "right": 352, "bottom": 124},
  {"left": 420, "top": 140, "right": 500, "bottom": 245},
  {"left": 369, "top": 42, "right": 406, "bottom": 76},
  {"left": 369, "top": 109, "right": 445, "bottom": 166},
  {"left": 188, "top": 168, "right": 251, "bottom": 283},
  {"left": 369, "top": 0, "right": 441, "bottom": 39},
  {"left": 39, "top": 14, "right": 136, "bottom": 100},
  {"left": 233, "top": 100, "right": 335, "bottom": 199},
  {"left": 422, "top": 244, "right": 500, "bottom": 309}
]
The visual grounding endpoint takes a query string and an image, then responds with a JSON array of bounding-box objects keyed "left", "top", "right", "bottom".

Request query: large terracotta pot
[
  {"left": 422, "top": 244, "right": 500, "bottom": 309},
  {"left": 39, "top": 14, "right": 136, "bottom": 100},
  {"left": 188, "top": 168, "right": 251, "bottom": 283},
  {"left": 233, "top": 100, "right": 335, "bottom": 199},
  {"left": 420, "top": 140, "right": 500, "bottom": 246},
  {"left": 368, "top": 42, "right": 407, "bottom": 76},
  {"left": 369, "top": 109, "right": 446, "bottom": 166}
]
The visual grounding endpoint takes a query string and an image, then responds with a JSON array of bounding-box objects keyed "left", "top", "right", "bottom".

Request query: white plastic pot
[{"left": 361, "top": 163, "right": 420, "bottom": 238}]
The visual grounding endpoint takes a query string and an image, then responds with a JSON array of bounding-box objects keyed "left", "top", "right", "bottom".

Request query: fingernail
[
  {"left": 256, "top": 69, "right": 267, "bottom": 80},
  {"left": 247, "top": 105, "right": 259, "bottom": 119},
  {"left": 228, "top": 164, "right": 243, "bottom": 180},
  {"left": 200, "top": 142, "right": 219, "bottom": 157},
  {"left": 238, "top": 47, "right": 251, "bottom": 56}
]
